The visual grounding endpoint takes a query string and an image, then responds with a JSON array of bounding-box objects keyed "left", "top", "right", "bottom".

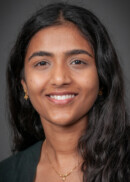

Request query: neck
[{"left": 40, "top": 117, "right": 87, "bottom": 168}]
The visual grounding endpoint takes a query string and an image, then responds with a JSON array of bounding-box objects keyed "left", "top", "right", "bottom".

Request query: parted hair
[{"left": 7, "top": 3, "right": 129, "bottom": 182}]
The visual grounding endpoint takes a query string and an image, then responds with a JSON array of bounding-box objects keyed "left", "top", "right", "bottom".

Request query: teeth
[{"left": 50, "top": 95, "right": 75, "bottom": 100}]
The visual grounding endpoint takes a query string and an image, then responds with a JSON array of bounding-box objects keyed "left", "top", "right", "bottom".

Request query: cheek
[
  {"left": 79, "top": 74, "right": 99, "bottom": 114},
  {"left": 76, "top": 69, "right": 99, "bottom": 111},
  {"left": 25, "top": 72, "right": 48, "bottom": 95},
  {"left": 86, "top": 74, "right": 99, "bottom": 93},
  {"left": 75, "top": 68, "right": 99, "bottom": 93}
]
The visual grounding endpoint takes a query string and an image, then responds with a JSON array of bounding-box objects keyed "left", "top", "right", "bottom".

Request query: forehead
[{"left": 25, "top": 23, "right": 93, "bottom": 57}]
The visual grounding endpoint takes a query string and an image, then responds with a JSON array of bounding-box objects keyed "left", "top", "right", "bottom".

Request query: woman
[{"left": 0, "top": 2, "right": 129, "bottom": 182}]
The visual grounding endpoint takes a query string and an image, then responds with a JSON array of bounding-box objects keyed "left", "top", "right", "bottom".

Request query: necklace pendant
[
  {"left": 62, "top": 176, "right": 66, "bottom": 181},
  {"left": 61, "top": 173, "right": 68, "bottom": 181}
]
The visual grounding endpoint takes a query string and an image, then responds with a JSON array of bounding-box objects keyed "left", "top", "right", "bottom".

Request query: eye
[
  {"left": 34, "top": 60, "right": 49, "bottom": 67},
  {"left": 71, "top": 59, "right": 86, "bottom": 65}
]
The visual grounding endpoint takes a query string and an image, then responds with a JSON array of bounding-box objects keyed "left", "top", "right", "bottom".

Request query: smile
[
  {"left": 46, "top": 92, "right": 78, "bottom": 105},
  {"left": 49, "top": 94, "right": 75, "bottom": 100}
]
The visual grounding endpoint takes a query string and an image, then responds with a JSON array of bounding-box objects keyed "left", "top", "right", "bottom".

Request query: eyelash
[
  {"left": 34, "top": 61, "right": 49, "bottom": 67},
  {"left": 71, "top": 59, "right": 86, "bottom": 65},
  {"left": 34, "top": 59, "right": 87, "bottom": 68}
]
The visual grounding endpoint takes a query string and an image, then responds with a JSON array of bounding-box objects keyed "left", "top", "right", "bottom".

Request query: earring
[
  {"left": 98, "top": 88, "right": 103, "bottom": 96},
  {"left": 24, "top": 90, "right": 29, "bottom": 100}
]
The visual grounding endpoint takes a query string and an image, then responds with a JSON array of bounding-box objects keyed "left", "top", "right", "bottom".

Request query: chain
[{"left": 45, "top": 140, "right": 81, "bottom": 181}]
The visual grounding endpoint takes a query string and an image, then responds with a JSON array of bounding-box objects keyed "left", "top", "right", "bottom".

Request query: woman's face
[{"left": 21, "top": 23, "right": 99, "bottom": 127}]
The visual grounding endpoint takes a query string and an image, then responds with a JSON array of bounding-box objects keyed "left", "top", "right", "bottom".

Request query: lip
[
  {"left": 46, "top": 91, "right": 78, "bottom": 96},
  {"left": 46, "top": 91, "right": 78, "bottom": 105}
]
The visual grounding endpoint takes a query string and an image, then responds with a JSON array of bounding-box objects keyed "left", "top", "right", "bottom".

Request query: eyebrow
[
  {"left": 28, "top": 49, "right": 93, "bottom": 61},
  {"left": 28, "top": 51, "right": 53, "bottom": 61}
]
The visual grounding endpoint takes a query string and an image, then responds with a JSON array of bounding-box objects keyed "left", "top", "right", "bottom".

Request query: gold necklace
[{"left": 45, "top": 140, "right": 81, "bottom": 181}]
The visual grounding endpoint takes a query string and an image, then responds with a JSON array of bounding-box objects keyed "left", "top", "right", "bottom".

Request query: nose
[{"left": 50, "top": 64, "right": 72, "bottom": 87}]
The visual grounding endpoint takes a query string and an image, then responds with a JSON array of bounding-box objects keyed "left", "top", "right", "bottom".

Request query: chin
[{"left": 47, "top": 115, "right": 77, "bottom": 127}]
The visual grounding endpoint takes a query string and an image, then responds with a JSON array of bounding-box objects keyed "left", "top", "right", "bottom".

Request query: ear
[{"left": 21, "top": 79, "right": 28, "bottom": 94}]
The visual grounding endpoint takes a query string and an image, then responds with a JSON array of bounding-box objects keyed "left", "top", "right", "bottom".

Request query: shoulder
[{"left": 0, "top": 140, "right": 43, "bottom": 182}]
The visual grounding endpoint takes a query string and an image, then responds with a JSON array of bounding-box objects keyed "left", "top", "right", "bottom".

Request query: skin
[{"left": 21, "top": 23, "right": 99, "bottom": 182}]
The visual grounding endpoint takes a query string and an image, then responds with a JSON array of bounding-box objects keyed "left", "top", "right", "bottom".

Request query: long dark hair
[{"left": 7, "top": 3, "right": 129, "bottom": 181}]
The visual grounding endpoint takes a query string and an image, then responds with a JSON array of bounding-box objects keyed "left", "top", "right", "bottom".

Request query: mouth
[{"left": 46, "top": 92, "right": 78, "bottom": 105}]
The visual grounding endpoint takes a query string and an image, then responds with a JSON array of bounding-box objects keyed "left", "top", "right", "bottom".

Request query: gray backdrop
[{"left": 0, "top": 0, "right": 130, "bottom": 161}]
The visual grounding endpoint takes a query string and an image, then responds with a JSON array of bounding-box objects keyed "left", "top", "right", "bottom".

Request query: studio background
[{"left": 0, "top": 0, "right": 130, "bottom": 161}]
